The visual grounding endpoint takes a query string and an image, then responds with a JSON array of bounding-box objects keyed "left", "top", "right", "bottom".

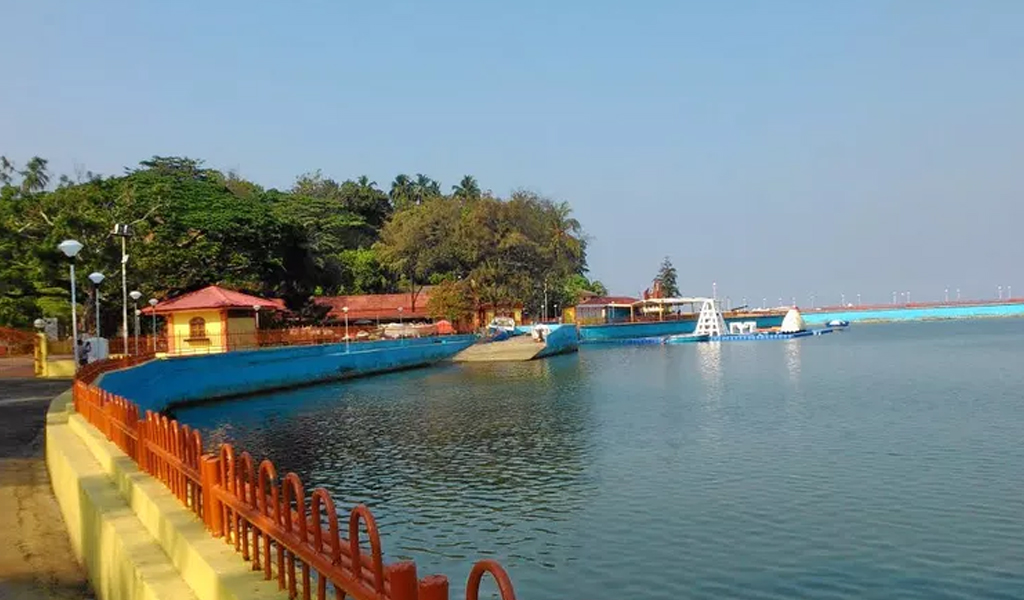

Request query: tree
[
  {"left": 426, "top": 279, "right": 473, "bottom": 324},
  {"left": 451, "top": 175, "right": 481, "bottom": 202},
  {"left": 655, "top": 256, "right": 679, "bottom": 297}
]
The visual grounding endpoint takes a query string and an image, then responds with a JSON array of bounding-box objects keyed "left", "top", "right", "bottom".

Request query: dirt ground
[{"left": 0, "top": 374, "right": 94, "bottom": 599}]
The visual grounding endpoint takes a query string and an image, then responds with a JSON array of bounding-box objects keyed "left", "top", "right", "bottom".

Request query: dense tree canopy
[{"left": 0, "top": 154, "right": 604, "bottom": 330}]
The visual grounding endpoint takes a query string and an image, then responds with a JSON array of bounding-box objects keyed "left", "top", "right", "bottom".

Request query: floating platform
[
  {"left": 708, "top": 329, "right": 833, "bottom": 341},
  {"left": 665, "top": 334, "right": 710, "bottom": 344},
  {"left": 453, "top": 326, "right": 579, "bottom": 362}
]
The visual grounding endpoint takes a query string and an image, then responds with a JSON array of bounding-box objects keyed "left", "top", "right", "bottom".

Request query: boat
[
  {"left": 486, "top": 316, "right": 517, "bottom": 336},
  {"left": 826, "top": 319, "right": 850, "bottom": 328},
  {"left": 664, "top": 333, "right": 710, "bottom": 344}
]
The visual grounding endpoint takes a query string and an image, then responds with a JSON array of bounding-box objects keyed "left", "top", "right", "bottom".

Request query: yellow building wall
[
  {"left": 563, "top": 306, "right": 576, "bottom": 324},
  {"left": 169, "top": 309, "right": 225, "bottom": 355},
  {"left": 226, "top": 315, "right": 257, "bottom": 351}
]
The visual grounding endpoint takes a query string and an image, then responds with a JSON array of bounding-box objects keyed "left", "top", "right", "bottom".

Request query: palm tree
[
  {"left": 20, "top": 156, "right": 50, "bottom": 193},
  {"left": 390, "top": 174, "right": 413, "bottom": 209},
  {"left": 452, "top": 175, "right": 481, "bottom": 201}
]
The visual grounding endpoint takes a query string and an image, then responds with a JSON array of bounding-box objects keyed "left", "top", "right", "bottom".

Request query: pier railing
[{"left": 72, "top": 356, "right": 516, "bottom": 600}]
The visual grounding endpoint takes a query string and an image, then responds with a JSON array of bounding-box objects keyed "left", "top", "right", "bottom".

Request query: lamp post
[
  {"left": 58, "top": 240, "right": 84, "bottom": 368},
  {"left": 148, "top": 299, "right": 158, "bottom": 352},
  {"left": 253, "top": 304, "right": 261, "bottom": 329},
  {"left": 998, "top": 285, "right": 1003, "bottom": 300},
  {"left": 129, "top": 290, "right": 142, "bottom": 355},
  {"left": 945, "top": 288, "right": 949, "bottom": 303},
  {"left": 88, "top": 272, "right": 105, "bottom": 337},
  {"left": 554, "top": 303, "right": 560, "bottom": 323},
  {"left": 112, "top": 223, "right": 132, "bottom": 358},
  {"left": 856, "top": 293, "right": 861, "bottom": 306},
  {"left": 343, "top": 306, "right": 350, "bottom": 353},
  {"left": 956, "top": 288, "right": 961, "bottom": 302},
  {"left": 398, "top": 306, "right": 404, "bottom": 342}
]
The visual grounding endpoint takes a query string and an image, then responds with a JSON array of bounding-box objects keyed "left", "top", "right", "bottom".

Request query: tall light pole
[
  {"left": 148, "top": 298, "right": 158, "bottom": 352},
  {"left": 343, "top": 306, "right": 350, "bottom": 353},
  {"left": 856, "top": 293, "right": 861, "bottom": 307},
  {"left": 945, "top": 288, "right": 949, "bottom": 303},
  {"left": 398, "top": 306, "right": 404, "bottom": 341},
  {"left": 88, "top": 272, "right": 105, "bottom": 337},
  {"left": 841, "top": 293, "right": 845, "bottom": 307},
  {"left": 58, "top": 240, "right": 84, "bottom": 368},
  {"left": 998, "top": 285, "right": 1003, "bottom": 300},
  {"left": 253, "top": 304, "right": 261, "bottom": 329},
  {"left": 129, "top": 290, "right": 142, "bottom": 355},
  {"left": 892, "top": 291, "right": 897, "bottom": 305},
  {"left": 906, "top": 291, "right": 910, "bottom": 305},
  {"left": 112, "top": 224, "right": 132, "bottom": 356},
  {"left": 712, "top": 281, "right": 717, "bottom": 300}
]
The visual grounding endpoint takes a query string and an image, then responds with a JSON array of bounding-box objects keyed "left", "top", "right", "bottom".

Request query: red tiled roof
[
  {"left": 577, "top": 296, "right": 639, "bottom": 306},
  {"left": 143, "top": 285, "right": 285, "bottom": 314},
  {"left": 314, "top": 289, "right": 433, "bottom": 320}
]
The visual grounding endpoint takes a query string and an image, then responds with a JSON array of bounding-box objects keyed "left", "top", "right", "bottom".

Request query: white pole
[
  {"left": 121, "top": 236, "right": 128, "bottom": 356},
  {"left": 133, "top": 303, "right": 140, "bottom": 355},
  {"left": 343, "top": 307, "right": 350, "bottom": 353},
  {"left": 95, "top": 286, "right": 101, "bottom": 338},
  {"left": 945, "top": 288, "right": 949, "bottom": 303},
  {"left": 70, "top": 262, "right": 79, "bottom": 369}
]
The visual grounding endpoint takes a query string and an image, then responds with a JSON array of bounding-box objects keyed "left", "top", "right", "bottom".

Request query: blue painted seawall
[
  {"left": 579, "top": 315, "right": 784, "bottom": 343},
  {"left": 802, "top": 303, "right": 1024, "bottom": 325},
  {"left": 534, "top": 324, "right": 579, "bottom": 358},
  {"left": 99, "top": 335, "right": 476, "bottom": 413}
]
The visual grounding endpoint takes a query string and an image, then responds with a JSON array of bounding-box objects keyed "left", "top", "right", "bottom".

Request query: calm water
[{"left": 175, "top": 319, "right": 1024, "bottom": 599}]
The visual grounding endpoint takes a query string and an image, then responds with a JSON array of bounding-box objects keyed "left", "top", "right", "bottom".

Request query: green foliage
[
  {"left": 426, "top": 279, "right": 474, "bottom": 323},
  {"left": 655, "top": 256, "right": 680, "bottom": 297},
  {"left": 375, "top": 189, "right": 590, "bottom": 317},
  {"left": 0, "top": 153, "right": 593, "bottom": 329}
]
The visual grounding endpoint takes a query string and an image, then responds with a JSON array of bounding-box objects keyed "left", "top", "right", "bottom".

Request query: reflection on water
[
  {"left": 176, "top": 321, "right": 1024, "bottom": 600},
  {"left": 783, "top": 339, "right": 801, "bottom": 385}
]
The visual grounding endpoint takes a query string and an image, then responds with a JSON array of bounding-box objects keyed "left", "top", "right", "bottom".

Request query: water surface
[{"left": 176, "top": 319, "right": 1024, "bottom": 599}]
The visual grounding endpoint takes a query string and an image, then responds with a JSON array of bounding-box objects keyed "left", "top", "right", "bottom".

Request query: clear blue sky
[{"left": 3, "top": 1, "right": 1022, "bottom": 305}]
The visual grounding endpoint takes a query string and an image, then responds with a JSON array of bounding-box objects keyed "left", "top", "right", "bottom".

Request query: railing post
[
  {"left": 387, "top": 562, "right": 420, "bottom": 600},
  {"left": 419, "top": 574, "right": 449, "bottom": 600},
  {"left": 201, "top": 455, "right": 223, "bottom": 535},
  {"left": 136, "top": 418, "right": 148, "bottom": 470}
]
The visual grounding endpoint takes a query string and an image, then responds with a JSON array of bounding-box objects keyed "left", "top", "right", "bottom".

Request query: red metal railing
[{"left": 72, "top": 357, "right": 516, "bottom": 600}]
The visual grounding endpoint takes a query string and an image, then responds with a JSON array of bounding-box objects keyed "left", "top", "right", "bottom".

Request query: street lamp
[
  {"left": 398, "top": 306, "right": 404, "bottom": 341},
  {"left": 343, "top": 306, "right": 350, "bottom": 353},
  {"left": 148, "top": 299, "right": 158, "bottom": 352},
  {"left": 88, "top": 271, "right": 105, "bottom": 338},
  {"left": 112, "top": 223, "right": 132, "bottom": 359},
  {"left": 58, "top": 240, "right": 84, "bottom": 368},
  {"left": 253, "top": 304, "right": 261, "bottom": 329},
  {"left": 129, "top": 290, "right": 142, "bottom": 355},
  {"left": 554, "top": 303, "right": 560, "bottom": 323}
]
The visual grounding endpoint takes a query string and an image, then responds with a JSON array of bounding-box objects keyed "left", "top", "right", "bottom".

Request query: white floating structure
[
  {"left": 693, "top": 298, "right": 726, "bottom": 337},
  {"left": 779, "top": 308, "right": 807, "bottom": 333}
]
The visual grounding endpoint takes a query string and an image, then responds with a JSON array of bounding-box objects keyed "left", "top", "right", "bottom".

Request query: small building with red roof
[
  {"left": 313, "top": 288, "right": 433, "bottom": 324},
  {"left": 143, "top": 285, "right": 284, "bottom": 354}
]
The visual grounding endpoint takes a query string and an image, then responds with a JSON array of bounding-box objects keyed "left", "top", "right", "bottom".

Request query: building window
[{"left": 189, "top": 317, "right": 207, "bottom": 339}]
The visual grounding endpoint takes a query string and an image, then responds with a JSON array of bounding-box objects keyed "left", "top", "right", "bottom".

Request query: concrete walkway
[{"left": 0, "top": 376, "right": 93, "bottom": 600}]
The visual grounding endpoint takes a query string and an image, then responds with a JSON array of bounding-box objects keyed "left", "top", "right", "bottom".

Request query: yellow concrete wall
[
  {"left": 169, "top": 309, "right": 225, "bottom": 355},
  {"left": 45, "top": 391, "right": 282, "bottom": 600}
]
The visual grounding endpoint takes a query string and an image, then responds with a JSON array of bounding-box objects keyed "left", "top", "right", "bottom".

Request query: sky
[{"left": 2, "top": 1, "right": 1022, "bottom": 306}]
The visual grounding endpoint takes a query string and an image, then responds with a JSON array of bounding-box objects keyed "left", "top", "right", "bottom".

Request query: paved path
[{"left": 0, "top": 376, "right": 93, "bottom": 600}]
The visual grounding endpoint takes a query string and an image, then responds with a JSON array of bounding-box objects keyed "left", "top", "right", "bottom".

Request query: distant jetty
[{"left": 801, "top": 299, "right": 1024, "bottom": 325}]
